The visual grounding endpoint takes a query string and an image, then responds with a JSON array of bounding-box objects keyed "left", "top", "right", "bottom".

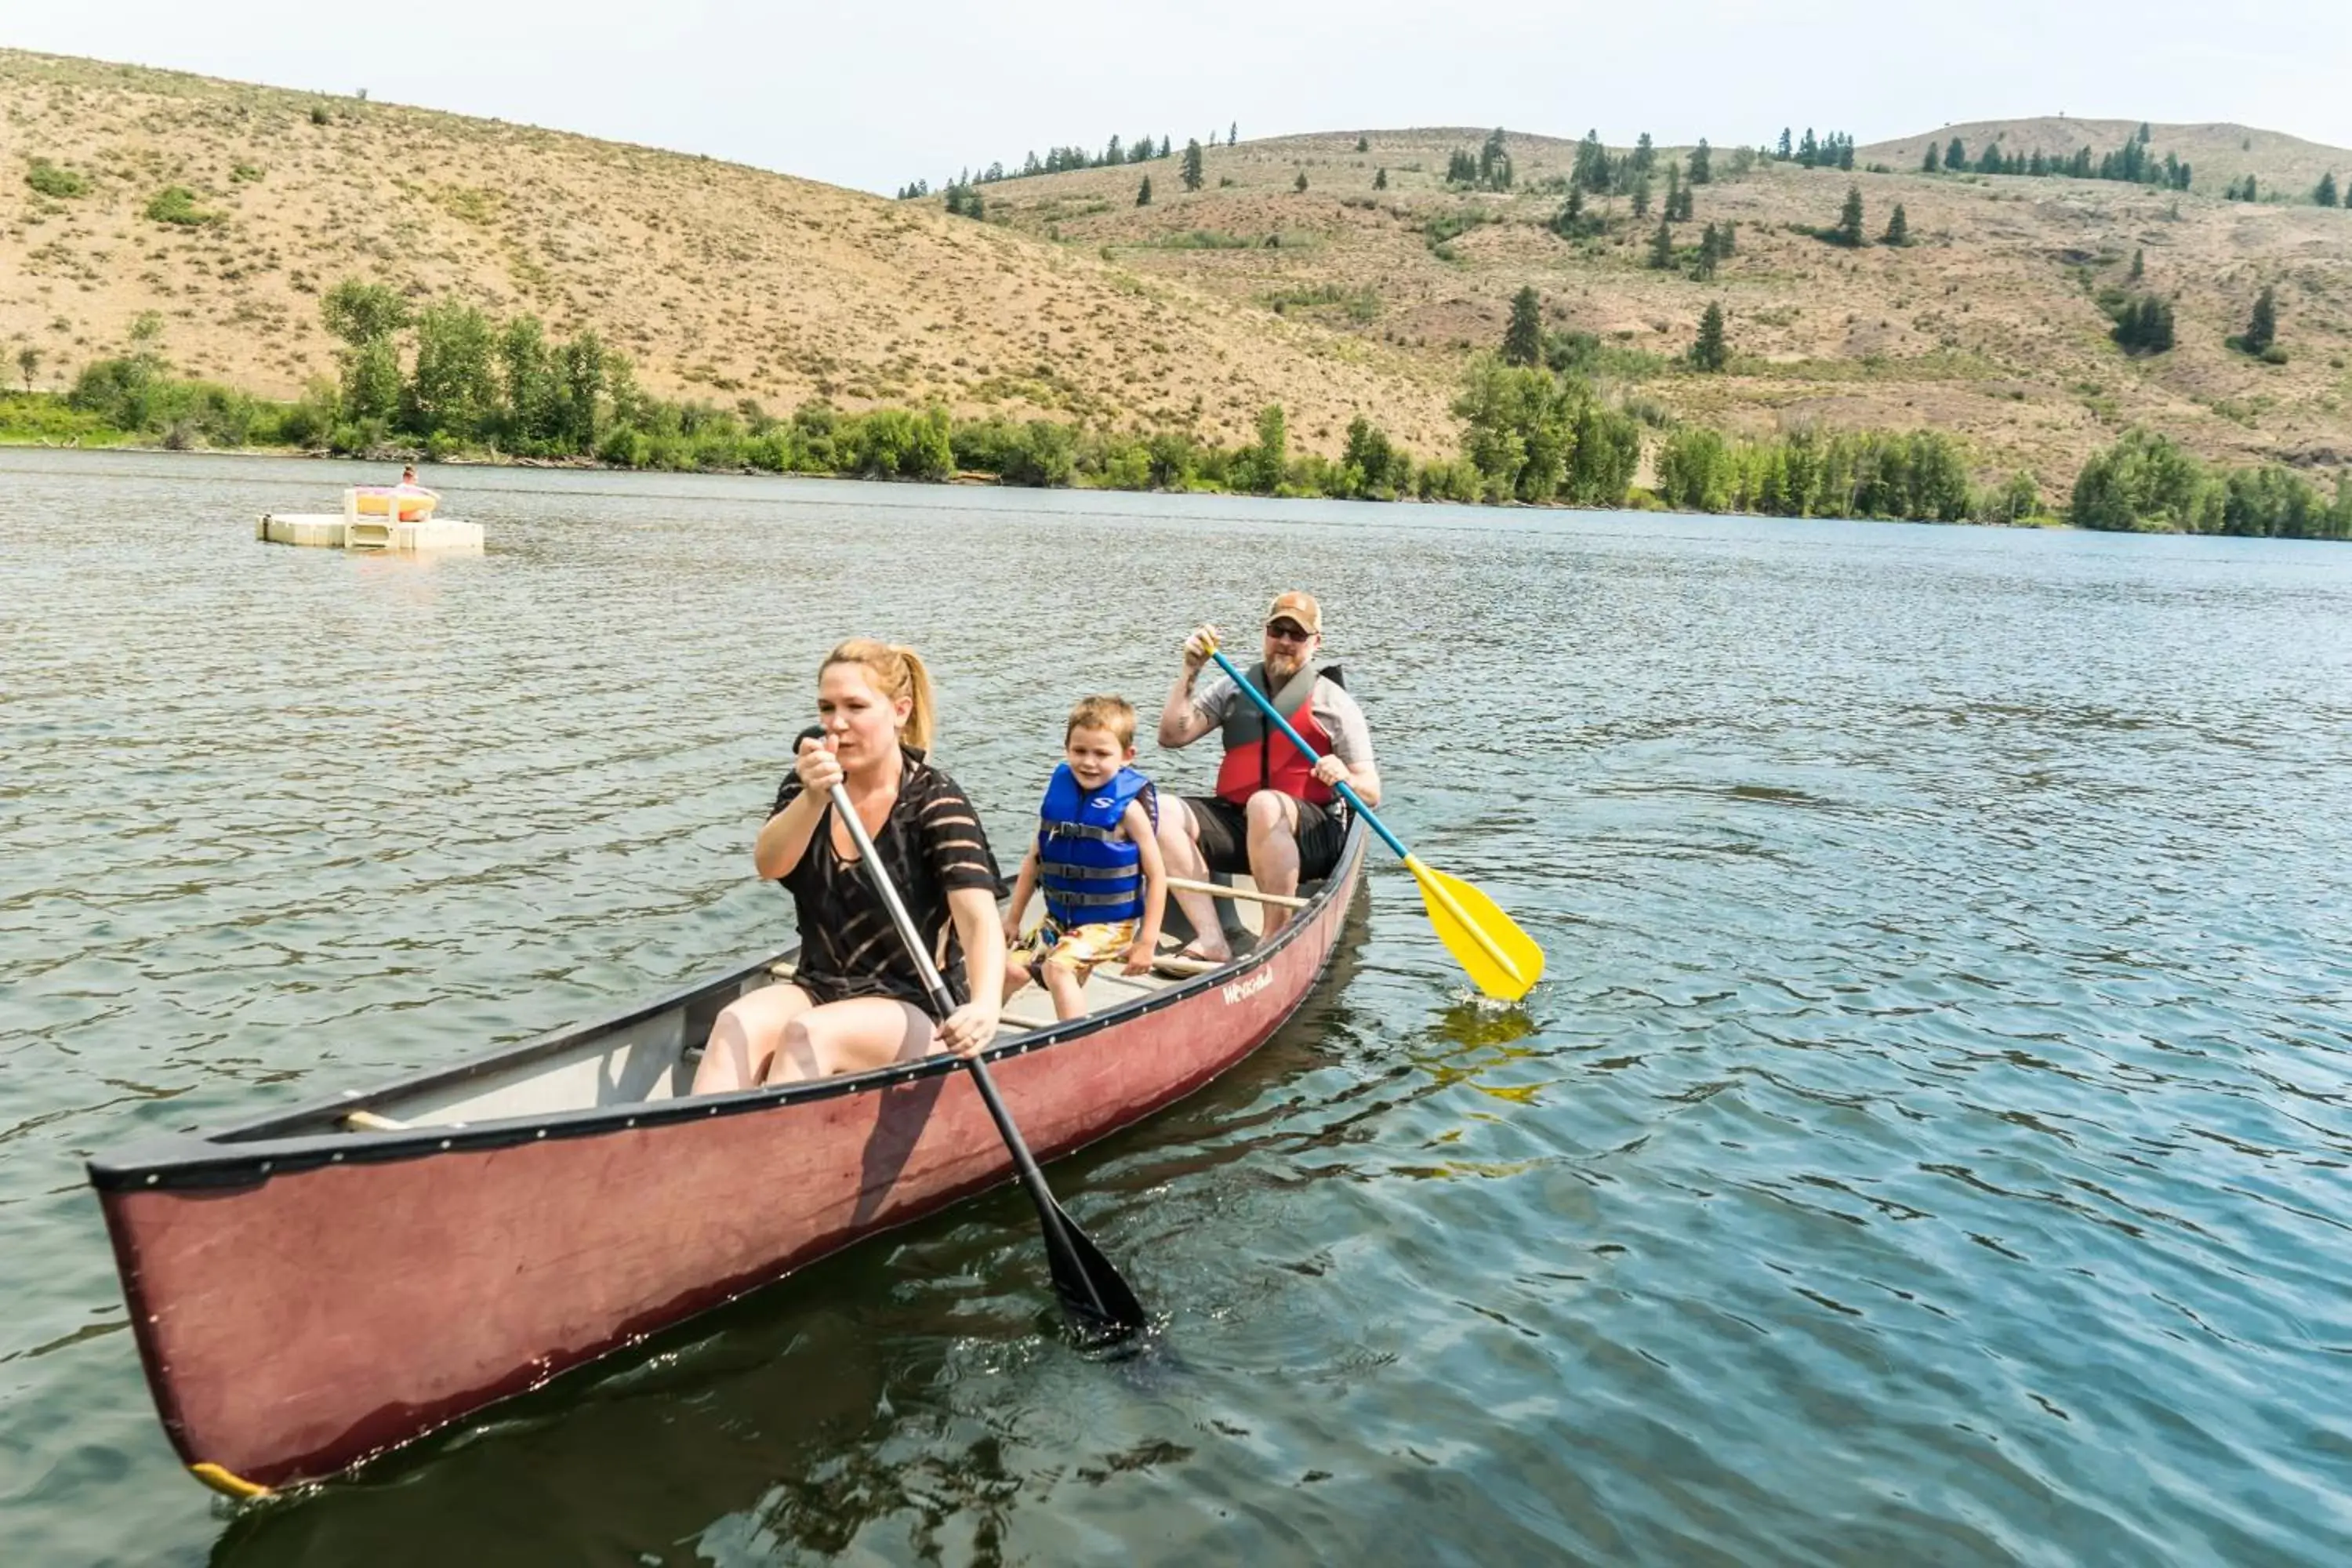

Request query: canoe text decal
[{"left": 1221, "top": 969, "right": 1276, "bottom": 1005}]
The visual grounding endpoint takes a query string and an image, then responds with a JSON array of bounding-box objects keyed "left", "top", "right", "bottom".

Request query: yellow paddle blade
[{"left": 1403, "top": 855, "right": 1545, "bottom": 1002}]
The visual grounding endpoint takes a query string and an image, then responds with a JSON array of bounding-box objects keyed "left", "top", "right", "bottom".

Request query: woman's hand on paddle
[
  {"left": 793, "top": 735, "right": 843, "bottom": 794},
  {"left": 1181, "top": 624, "right": 1222, "bottom": 673},
  {"left": 936, "top": 1000, "right": 999, "bottom": 1058}
]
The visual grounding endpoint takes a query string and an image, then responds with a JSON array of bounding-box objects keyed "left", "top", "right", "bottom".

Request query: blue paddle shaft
[{"left": 1206, "top": 646, "right": 1409, "bottom": 860}]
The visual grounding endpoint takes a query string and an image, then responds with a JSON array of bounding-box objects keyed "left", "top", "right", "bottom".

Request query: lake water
[{"left": 5, "top": 448, "right": 2352, "bottom": 1565}]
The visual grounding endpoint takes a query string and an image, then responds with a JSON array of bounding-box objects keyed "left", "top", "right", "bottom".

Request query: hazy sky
[{"left": 10, "top": 2, "right": 2351, "bottom": 194}]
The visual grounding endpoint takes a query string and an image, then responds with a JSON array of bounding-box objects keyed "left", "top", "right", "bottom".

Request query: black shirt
[{"left": 771, "top": 747, "right": 1000, "bottom": 1018}]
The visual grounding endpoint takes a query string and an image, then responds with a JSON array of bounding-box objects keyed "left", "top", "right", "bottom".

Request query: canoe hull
[{"left": 93, "top": 833, "right": 1360, "bottom": 1490}]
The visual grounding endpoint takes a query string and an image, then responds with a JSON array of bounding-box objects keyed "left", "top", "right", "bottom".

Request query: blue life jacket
[{"left": 1037, "top": 763, "right": 1156, "bottom": 927}]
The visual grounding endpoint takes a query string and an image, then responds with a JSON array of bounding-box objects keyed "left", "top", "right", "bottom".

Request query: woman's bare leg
[
  {"left": 693, "top": 982, "right": 815, "bottom": 1094},
  {"left": 768, "top": 997, "right": 938, "bottom": 1083}
]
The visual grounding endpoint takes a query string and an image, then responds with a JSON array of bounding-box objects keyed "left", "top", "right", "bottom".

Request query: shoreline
[{"left": 2, "top": 436, "right": 2089, "bottom": 529}]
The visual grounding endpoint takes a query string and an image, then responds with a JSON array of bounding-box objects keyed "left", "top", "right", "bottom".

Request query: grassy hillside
[
  {"left": 6, "top": 45, "right": 2350, "bottom": 488},
  {"left": 972, "top": 122, "right": 2352, "bottom": 485},
  {"left": 0, "top": 51, "right": 1454, "bottom": 454}
]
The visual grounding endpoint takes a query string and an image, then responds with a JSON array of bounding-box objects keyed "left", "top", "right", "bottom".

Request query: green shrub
[
  {"left": 1414, "top": 458, "right": 1483, "bottom": 503},
  {"left": 144, "top": 186, "right": 218, "bottom": 227},
  {"left": 1000, "top": 420, "right": 1075, "bottom": 486},
  {"left": 25, "top": 159, "right": 89, "bottom": 198}
]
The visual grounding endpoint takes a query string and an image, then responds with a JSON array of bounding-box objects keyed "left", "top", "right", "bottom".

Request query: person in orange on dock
[
  {"left": 1153, "top": 591, "right": 1381, "bottom": 968},
  {"left": 692, "top": 640, "right": 1005, "bottom": 1091}
]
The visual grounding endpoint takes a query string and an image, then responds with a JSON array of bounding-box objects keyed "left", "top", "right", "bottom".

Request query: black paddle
[{"left": 823, "top": 779, "right": 1147, "bottom": 1341}]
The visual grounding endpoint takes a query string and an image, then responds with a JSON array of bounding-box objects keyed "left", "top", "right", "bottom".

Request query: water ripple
[{"left": 6, "top": 450, "right": 2352, "bottom": 1563}]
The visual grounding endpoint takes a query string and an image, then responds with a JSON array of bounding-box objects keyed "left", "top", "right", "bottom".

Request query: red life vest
[{"left": 1214, "top": 661, "right": 1340, "bottom": 807}]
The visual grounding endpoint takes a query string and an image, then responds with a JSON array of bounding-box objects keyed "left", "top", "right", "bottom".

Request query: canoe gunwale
[{"left": 86, "top": 824, "right": 1367, "bottom": 1195}]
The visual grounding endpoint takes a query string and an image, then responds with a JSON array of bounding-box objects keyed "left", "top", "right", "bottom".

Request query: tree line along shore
[{"left": 5, "top": 278, "right": 2349, "bottom": 539}]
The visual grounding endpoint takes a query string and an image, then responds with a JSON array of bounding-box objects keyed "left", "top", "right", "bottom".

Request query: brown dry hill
[
  {"left": 0, "top": 50, "right": 1454, "bottom": 453},
  {"left": 8, "top": 46, "right": 2352, "bottom": 481},
  {"left": 977, "top": 122, "right": 2352, "bottom": 484}
]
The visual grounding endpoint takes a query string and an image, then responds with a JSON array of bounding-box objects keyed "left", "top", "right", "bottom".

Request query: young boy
[{"left": 1003, "top": 695, "right": 1167, "bottom": 1021}]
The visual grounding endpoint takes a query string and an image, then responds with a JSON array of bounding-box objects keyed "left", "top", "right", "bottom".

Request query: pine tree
[
  {"left": 1882, "top": 203, "right": 1908, "bottom": 246},
  {"left": 1837, "top": 136, "right": 1854, "bottom": 172},
  {"left": 1694, "top": 223, "right": 1722, "bottom": 279},
  {"left": 1690, "top": 301, "right": 1728, "bottom": 372},
  {"left": 1947, "top": 136, "right": 1966, "bottom": 172},
  {"left": 1574, "top": 129, "right": 1608, "bottom": 194},
  {"left": 1230, "top": 122, "right": 1239, "bottom": 147},
  {"left": 1650, "top": 218, "right": 1675, "bottom": 270},
  {"left": 1502, "top": 285, "right": 1544, "bottom": 366},
  {"left": 1631, "top": 172, "right": 1651, "bottom": 219},
  {"left": 1181, "top": 139, "right": 1205, "bottom": 192},
  {"left": 1294, "top": 168, "right": 1308, "bottom": 193},
  {"left": 2129, "top": 248, "right": 2144, "bottom": 281},
  {"left": 1552, "top": 185, "right": 1587, "bottom": 236},
  {"left": 1356, "top": 136, "right": 1369, "bottom": 153},
  {"left": 1923, "top": 141, "right": 1941, "bottom": 173},
  {"left": 1689, "top": 138, "right": 1711, "bottom": 185},
  {"left": 1836, "top": 184, "right": 1864, "bottom": 248},
  {"left": 1137, "top": 175, "right": 1152, "bottom": 205},
  {"left": 1777, "top": 128, "right": 1793, "bottom": 161},
  {"left": 2318, "top": 172, "right": 2340, "bottom": 207},
  {"left": 2137, "top": 122, "right": 2152, "bottom": 145},
  {"left": 2242, "top": 285, "right": 2278, "bottom": 355},
  {"left": 1479, "top": 128, "right": 1513, "bottom": 191},
  {"left": 1799, "top": 128, "right": 1819, "bottom": 168},
  {"left": 1374, "top": 166, "right": 1388, "bottom": 191},
  {"left": 1634, "top": 132, "right": 1656, "bottom": 174}
]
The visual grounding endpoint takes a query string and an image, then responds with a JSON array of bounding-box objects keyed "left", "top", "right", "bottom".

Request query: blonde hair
[
  {"left": 1065, "top": 694, "right": 1138, "bottom": 749},
  {"left": 821, "top": 639, "right": 936, "bottom": 751}
]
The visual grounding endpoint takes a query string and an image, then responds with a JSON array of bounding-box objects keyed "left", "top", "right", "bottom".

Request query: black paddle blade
[{"left": 1042, "top": 1197, "right": 1148, "bottom": 1341}]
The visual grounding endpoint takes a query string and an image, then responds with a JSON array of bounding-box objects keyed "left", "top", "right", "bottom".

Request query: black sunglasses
[{"left": 1265, "top": 621, "right": 1312, "bottom": 642}]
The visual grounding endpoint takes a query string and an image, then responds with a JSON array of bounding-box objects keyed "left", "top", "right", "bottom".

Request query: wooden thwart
[
  {"left": 1166, "top": 877, "right": 1308, "bottom": 909},
  {"left": 342, "top": 1110, "right": 409, "bottom": 1133}
]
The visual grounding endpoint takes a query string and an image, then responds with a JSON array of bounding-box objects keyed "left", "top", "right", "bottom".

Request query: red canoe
[{"left": 87, "top": 824, "right": 1365, "bottom": 1497}]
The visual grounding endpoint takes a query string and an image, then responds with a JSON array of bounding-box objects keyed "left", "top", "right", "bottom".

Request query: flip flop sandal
[{"left": 1152, "top": 942, "right": 1228, "bottom": 978}]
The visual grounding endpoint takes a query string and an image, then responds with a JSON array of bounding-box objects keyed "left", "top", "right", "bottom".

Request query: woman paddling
[{"left": 693, "top": 640, "right": 1004, "bottom": 1090}]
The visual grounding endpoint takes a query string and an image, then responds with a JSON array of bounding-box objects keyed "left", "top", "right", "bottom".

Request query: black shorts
[{"left": 1185, "top": 794, "right": 1346, "bottom": 883}]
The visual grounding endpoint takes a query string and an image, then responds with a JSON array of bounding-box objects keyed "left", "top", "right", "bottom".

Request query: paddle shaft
[{"left": 824, "top": 782, "right": 1132, "bottom": 1328}]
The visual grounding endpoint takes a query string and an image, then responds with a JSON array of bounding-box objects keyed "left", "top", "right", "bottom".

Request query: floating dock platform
[
  {"left": 257, "top": 487, "right": 481, "bottom": 552},
  {"left": 257, "top": 513, "right": 483, "bottom": 551}
]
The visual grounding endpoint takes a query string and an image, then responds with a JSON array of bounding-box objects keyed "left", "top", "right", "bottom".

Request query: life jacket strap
[
  {"left": 1045, "top": 887, "right": 1144, "bottom": 909},
  {"left": 1043, "top": 819, "right": 1123, "bottom": 842}
]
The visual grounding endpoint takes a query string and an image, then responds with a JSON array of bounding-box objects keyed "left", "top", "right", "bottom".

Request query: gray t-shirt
[{"left": 1189, "top": 672, "right": 1375, "bottom": 769}]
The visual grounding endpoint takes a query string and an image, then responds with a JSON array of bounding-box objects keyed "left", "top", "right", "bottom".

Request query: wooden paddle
[
  {"left": 825, "top": 782, "right": 1147, "bottom": 1341},
  {"left": 1202, "top": 641, "right": 1545, "bottom": 1002}
]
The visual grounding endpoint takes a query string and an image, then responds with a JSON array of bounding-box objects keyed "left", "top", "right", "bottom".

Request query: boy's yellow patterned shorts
[{"left": 1013, "top": 917, "right": 1141, "bottom": 982}]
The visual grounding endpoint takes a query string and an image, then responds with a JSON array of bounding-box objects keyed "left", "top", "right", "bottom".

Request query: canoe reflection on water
[{"left": 87, "top": 825, "right": 1367, "bottom": 1497}]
